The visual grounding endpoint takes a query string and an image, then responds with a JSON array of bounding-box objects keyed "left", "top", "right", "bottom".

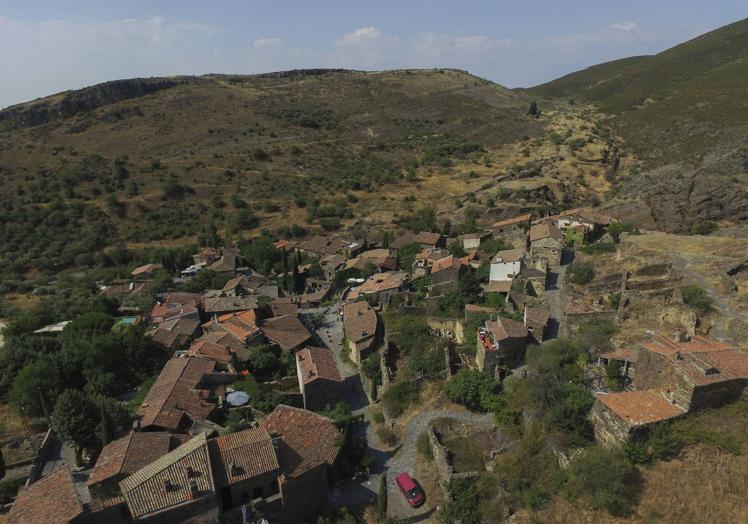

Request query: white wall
[{"left": 489, "top": 260, "right": 521, "bottom": 281}]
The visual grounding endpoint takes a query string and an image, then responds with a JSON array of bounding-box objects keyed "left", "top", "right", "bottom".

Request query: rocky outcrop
[{"left": 0, "top": 77, "right": 183, "bottom": 129}]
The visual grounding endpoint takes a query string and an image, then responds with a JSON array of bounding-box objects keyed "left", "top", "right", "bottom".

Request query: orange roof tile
[
  {"left": 296, "top": 346, "right": 342, "bottom": 384},
  {"left": 596, "top": 390, "right": 685, "bottom": 426}
]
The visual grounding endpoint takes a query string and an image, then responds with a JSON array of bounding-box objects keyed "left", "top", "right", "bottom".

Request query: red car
[{"left": 395, "top": 472, "right": 425, "bottom": 507}]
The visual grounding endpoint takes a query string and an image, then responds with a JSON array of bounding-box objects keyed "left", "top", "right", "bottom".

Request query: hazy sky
[{"left": 1, "top": 1, "right": 745, "bottom": 108}]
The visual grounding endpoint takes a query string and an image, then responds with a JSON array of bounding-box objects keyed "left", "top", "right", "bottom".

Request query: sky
[{"left": 0, "top": 1, "right": 746, "bottom": 108}]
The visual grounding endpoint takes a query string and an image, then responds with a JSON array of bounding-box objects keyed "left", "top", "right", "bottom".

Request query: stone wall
[
  {"left": 427, "top": 317, "right": 465, "bottom": 344},
  {"left": 426, "top": 424, "right": 480, "bottom": 500}
]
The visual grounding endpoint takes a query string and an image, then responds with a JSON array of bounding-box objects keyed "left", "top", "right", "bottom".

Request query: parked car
[{"left": 395, "top": 472, "right": 425, "bottom": 507}]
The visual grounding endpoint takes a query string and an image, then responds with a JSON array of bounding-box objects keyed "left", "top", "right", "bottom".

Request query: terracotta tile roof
[
  {"left": 186, "top": 340, "right": 234, "bottom": 364},
  {"left": 414, "top": 247, "right": 451, "bottom": 262},
  {"left": 299, "top": 286, "right": 331, "bottom": 306},
  {"left": 208, "top": 427, "right": 280, "bottom": 488},
  {"left": 640, "top": 335, "right": 732, "bottom": 356},
  {"left": 120, "top": 434, "right": 215, "bottom": 520},
  {"left": 596, "top": 390, "right": 685, "bottom": 427},
  {"left": 430, "top": 255, "right": 455, "bottom": 274},
  {"left": 88, "top": 432, "right": 179, "bottom": 487},
  {"left": 491, "top": 213, "right": 532, "bottom": 229},
  {"left": 150, "top": 302, "right": 199, "bottom": 324},
  {"left": 529, "top": 223, "right": 564, "bottom": 243},
  {"left": 7, "top": 467, "right": 83, "bottom": 524},
  {"left": 320, "top": 253, "right": 347, "bottom": 269},
  {"left": 262, "top": 405, "right": 341, "bottom": 479},
  {"left": 600, "top": 347, "right": 639, "bottom": 363},
  {"left": 196, "top": 331, "right": 245, "bottom": 355},
  {"left": 207, "top": 248, "right": 242, "bottom": 273},
  {"left": 347, "top": 272, "right": 408, "bottom": 300},
  {"left": 131, "top": 263, "right": 162, "bottom": 277},
  {"left": 415, "top": 232, "right": 443, "bottom": 246},
  {"left": 297, "top": 346, "right": 342, "bottom": 384},
  {"left": 164, "top": 292, "right": 202, "bottom": 306},
  {"left": 273, "top": 239, "right": 298, "bottom": 251},
  {"left": 81, "top": 495, "right": 129, "bottom": 524},
  {"left": 260, "top": 315, "right": 313, "bottom": 352},
  {"left": 138, "top": 357, "right": 218, "bottom": 431},
  {"left": 343, "top": 301, "right": 379, "bottom": 344},
  {"left": 491, "top": 247, "right": 526, "bottom": 263},
  {"left": 206, "top": 310, "right": 260, "bottom": 343},
  {"left": 486, "top": 316, "right": 528, "bottom": 342}
]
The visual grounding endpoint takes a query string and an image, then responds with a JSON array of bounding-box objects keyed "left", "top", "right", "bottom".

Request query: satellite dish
[{"left": 226, "top": 391, "right": 250, "bottom": 407}]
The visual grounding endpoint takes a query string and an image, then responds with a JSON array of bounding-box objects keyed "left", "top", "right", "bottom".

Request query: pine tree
[{"left": 528, "top": 100, "right": 540, "bottom": 116}]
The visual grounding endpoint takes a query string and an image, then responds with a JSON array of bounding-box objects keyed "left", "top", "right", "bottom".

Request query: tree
[
  {"left": 445, "top": 369, "right": 501, "bottom": 412},
  {"left": 9, "top": 359, "right": 62, "bottom": 417},
  {"left": 378, "top": 472, "right": 387, "bottom": 520},
  {"left": 403, "top": 205, "right": 437, "bottom": 232},
  {"left": 0, "top": 449, "right": 5, "bottom": 480},
  {"left": 527, "top": 100, "right": 540, "bottom": 117},
  {"left": 440, "top": 478, "right": 481, "bottom": 523},
  {"left": 396, "top": 242, "right": 421, "bottom": 270},
  {"left": 448, "top": 240, "right": 467, "bottom": 258},
  {"left": 51, "top": 389, "right": 99, "bottom": 450},
  {"left": 681, "top": 285, "right": 713, "bottom": 314},
  {"left": 566, "top": 262, "right": 595, "bottom": 285}
]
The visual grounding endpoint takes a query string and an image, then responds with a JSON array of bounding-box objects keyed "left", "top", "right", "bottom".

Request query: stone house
[
  {"left": 390, "top": 231, "right": 445, "bottom": 251},
  {"left": 88, "top": 432, "right": 190, "bottom": 499},
  {"left": 343, "top": 301, "right": 380, "bottom": 364},
  {"left": 633, "top": 334, "right": 748, "bottom": 412},
  {"left": 208, "top": 428, "right": 281, "bottom": 511},
  {"left": 518, "top": 266, "right": 546, "bottom": 297},
  {"left": 529, "top": 223, "right": 564, "bottom": 267},
  {"left": 119, "top": 434, "right": 219, "bottom": 523},
  {"left": 458, "top": 231, "right": 490, "bottom": 251},
  {"left": 7, "top": 466, "right": 85, "bottom": 524},
  {"left": 259, "top": 314, "right": 314, "bottom": 352},
  {"left": 524, "top": 305, "right": 550, "bottom": 343},
  {"left": 296, "top": 346, "right": 343, "bottom": 411},
  {"left": 490, "top": 213, "right": 531, "bottom": 247},
  {"left": 319, "top": 253, "right": 347, "bottom": 280},
  {"left": 261, "top": 405, "right": 341, "bottom": 523},
  {"left": 591, "top": 389, "right": 686, "bottom": 445},
  {"left": 476, "top": 316, "right": 529, "bottom": 377},
  {"left": 346, "top": 271, "right": 408, "bottom": 305},
  {"left": 412, "top": 248, "right": 451, "bottom": 279},
  {"left": 489, "top": 247, "right": 525, "bottom": 282}
]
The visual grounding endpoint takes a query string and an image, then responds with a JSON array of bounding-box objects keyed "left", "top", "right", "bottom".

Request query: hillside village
[{"left": 2, "top": 198, "right": 748, "bottom": 524}]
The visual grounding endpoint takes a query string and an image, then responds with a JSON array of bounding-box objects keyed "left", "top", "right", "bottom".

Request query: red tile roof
[
  {"left": 596, "top": 390, "right": 685, "bottom": 427},
  {"left": 137, "top": 356, "right": 218, "bottom": 431},
  {"left": 640, "top": 335, "right": 732, "bottom": 356},
  {"left": 88, "top": 432, "right": 179, "bottom": 487},
  {"left": 186, "top": 340, "right": 234, "bottom": 364},
  {"left": 7, "top": 467, "right": 83, "bottom": 524},
  {"left": 491, "top": 213, "right": 532, "bottom": 229},
  {"left": 208, "top": 427, "right": 280, "bottom": 488},
  {"left": 262, "top": 405, "right": 341, "bottom": 479},
  {"left": 297, "top": 346, "right": 342, "bottom": 384},
  {"left": 485, "top": 316, "right": 528, "bottom": 342}
]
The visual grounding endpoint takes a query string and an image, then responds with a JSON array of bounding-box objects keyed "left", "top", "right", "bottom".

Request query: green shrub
[
  {"left": 382, "top": 381, "right": 420, "bottom": 418},
  {"left": 681, "top": 285, "right": 713, "bottom": 314},
  {"left": 566, "top": 447, "right": 639, "bottom": 517},
  {"left": 416, "top": 432, "right": 433, "bottom": 460},
  {"left": 689, "top": 220, "right": 718, "bottom": 235},
  {"left": 445, "top": 369, "right": 500, "bottom": 412},
  {"left": 440, "top": 478, "right": 481, "bottom": 523},
  {"left": 376, "top": 426, "right": 397, "bottom": 447},
  {"left": 581, "top": 242, "right": 616, "bottom": 254},
  {"left": 378, "top": 472, "right": 387, "bottom": 520},
  {"left": 566, "top": 262, "right": 595, "bottom": 285},
  {"left": 607, "top": 222, "right": 638, "bottom": 242}
]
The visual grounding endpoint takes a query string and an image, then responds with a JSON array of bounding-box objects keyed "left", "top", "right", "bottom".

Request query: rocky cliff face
[{"left": 0, "top": 77, "right": 182, "bottom": 129}]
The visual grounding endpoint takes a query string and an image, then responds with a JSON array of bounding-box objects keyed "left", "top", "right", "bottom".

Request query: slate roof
[
  {"left": 343, "top": 301, "right": 379, "bottom": 344},
  {"left": 137, "top": 357, "right": 218, "bottom": 431},
  {"left": 208, "top": 428, "right": 280, "bottom": 489},
  {"left": 297, "top": 346, "right": 342, "bottom": 385},
  {"left": 88, "top": 432, "right": 180, "bottom": 487},
  {"left": 7, "top": 467, "right": 84, "bottom": 524},
  {"left": 120, "top": 434, "right": 215, "bottom": 520},
  {"left": 596, "top": 390, "right": 685, "bottom": 427},
  {"left": 262, "top": 405, "right": 341, "bottom": 479}
]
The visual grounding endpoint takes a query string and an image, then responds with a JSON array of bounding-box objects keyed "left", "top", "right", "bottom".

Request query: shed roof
[{"left": 596, "top": 390, "right": 685, "bottom": 427}]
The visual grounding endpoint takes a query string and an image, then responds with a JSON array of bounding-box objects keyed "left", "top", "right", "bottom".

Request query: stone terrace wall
[{"left": 426, "top": 424, "right": 480, "bottom": 500}]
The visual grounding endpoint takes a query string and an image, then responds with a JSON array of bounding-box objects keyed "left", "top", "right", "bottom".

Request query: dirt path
[
  {"left": 544, "top": 263, "right": 568, "bottom": 339},
  {"left": 386, "top": 409, "right": 494, "bottom": 520},
  {"left": 670, "top": 254, "right": 748, "bottom": 341}
]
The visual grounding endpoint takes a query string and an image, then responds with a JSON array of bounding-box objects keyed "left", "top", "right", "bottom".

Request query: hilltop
[
  {"left": 0, "top": 68, "right": 617, "bottom": 278},
  {"left": 528, "top": 18, "right": 748, "bottom": 231}
]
